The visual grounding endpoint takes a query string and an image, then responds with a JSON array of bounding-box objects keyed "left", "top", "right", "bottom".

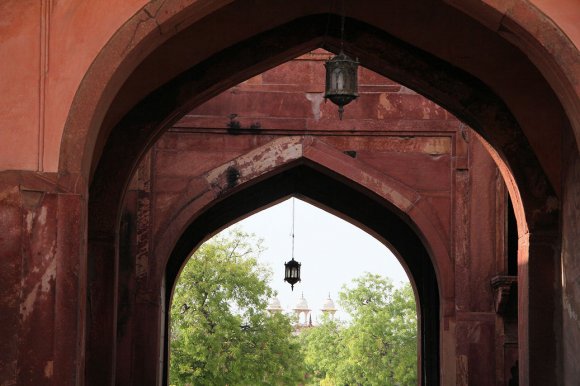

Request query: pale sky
[{"left": 222, "top": 197, "right": 410, "bottom": 322}]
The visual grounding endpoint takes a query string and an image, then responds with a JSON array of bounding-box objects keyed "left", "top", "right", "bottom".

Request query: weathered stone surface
[
  {"left": 0, "top": 186, "right": 24, "bottom": 386},
  {"left": 562, "top": 147, "right": 580, "bottom": 384},
  {"left": 0, "top": 1, "right": 578, "bottom": 384},
  {"left": 0, "top": 182, "right": 84, "bottom": 386}
]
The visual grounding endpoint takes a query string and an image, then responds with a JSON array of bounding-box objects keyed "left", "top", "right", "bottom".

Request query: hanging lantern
[
  {"left": 284, "top": 257, "right": 301, "bottom": 291},
  {"left": 324, "top": 51, "right": 359, "bottom": 120},
  {"left": 284, "top": 198, "right": 302, "bottom": 291}
]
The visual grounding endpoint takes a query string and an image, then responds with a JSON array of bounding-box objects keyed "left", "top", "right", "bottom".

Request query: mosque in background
[{"left": 267, "top": 293, "right": 338, "bottom": 331}]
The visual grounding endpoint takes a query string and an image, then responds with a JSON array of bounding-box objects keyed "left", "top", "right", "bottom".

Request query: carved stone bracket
[{"left": 491, "top": 275, "right": 518, "bottom": 315}]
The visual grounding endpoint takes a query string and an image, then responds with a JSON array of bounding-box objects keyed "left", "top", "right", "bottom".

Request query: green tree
[
  {"left": 169, "top": 230, "right": 305, "bottom": 386},
  {"left": 338, "top": 274, "right": 417, "bottom": 385},
  {"left": 300, "top": 273, "right": 417, "bottom": 386},
  {"left": 299, "top": 315, "right": 344, "bottom": 385}
]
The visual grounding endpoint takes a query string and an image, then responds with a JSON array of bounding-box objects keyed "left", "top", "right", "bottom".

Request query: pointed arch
[{"left": 158, "top": 136, "right": 445, "bottom": 385}]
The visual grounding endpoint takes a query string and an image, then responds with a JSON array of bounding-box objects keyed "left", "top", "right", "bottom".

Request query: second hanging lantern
[{"left": 284, "top": 198, "right": 301, "bottom": 291}]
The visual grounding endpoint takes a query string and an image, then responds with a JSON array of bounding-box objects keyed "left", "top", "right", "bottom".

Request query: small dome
[
  {"left": 293, "top": 293, "right": 310, "bottom": 311},
  {"left": 321, "top": 295, "right": 337, "bottom": 312},
  {"left": 267, "top": 297, "right": 283, "bottom": 312}
]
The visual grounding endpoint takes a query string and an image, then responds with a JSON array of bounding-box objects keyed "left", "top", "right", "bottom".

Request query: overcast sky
[{"left": 221, "top": 197, "right": 410, "bottom": 322}]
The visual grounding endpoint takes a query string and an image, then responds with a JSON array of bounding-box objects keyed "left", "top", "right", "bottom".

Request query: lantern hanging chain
[
  {"left": 323, "top": 0, "right": 334, "bottom": 48},
  {"left": 291, "top": 198, "right": 296, "bottom": 260},
  {"left": 340, "top": 0, "right": 345, "bottom": 52}
]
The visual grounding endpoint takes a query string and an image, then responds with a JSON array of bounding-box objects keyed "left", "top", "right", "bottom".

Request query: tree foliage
[
  {"left": 298, "top": 315, "right": 343, "bottom": 385},
  {"left": 300, "top": 273, "right": 417, "bottom": 386},
  {"left": 169, "top": 229, "right": 417, "bottom": 386},
  {"left": 169, "top": 230, "right": 304, "bottom": 386}
]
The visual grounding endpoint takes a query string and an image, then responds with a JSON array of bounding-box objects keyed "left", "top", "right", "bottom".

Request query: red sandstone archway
[
  {"left": 113, "top": 134, "right": 454, "bottom": 384},
  {"left": 117, "top": 129, "right": 523, "bottom": 385},
  {"left": 159, "top": 149, "right": 443, "bottom": 385},
  {"left": 56, "top": 2, "right": 577, "bottom": 385}
]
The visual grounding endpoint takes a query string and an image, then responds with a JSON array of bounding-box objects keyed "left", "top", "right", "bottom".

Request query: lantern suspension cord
[
  {"left": 291, "top": 198, "right": 296, "bottom": 260},
  {"left": 340, "top": 0, "right": 345, "bottom": 52},
  {"left": 323, "top": 0, "right": 334, "bottom": 48}
]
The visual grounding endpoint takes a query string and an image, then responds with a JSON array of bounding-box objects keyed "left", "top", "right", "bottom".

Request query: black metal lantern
[
  {"left": 284, "top": 198, "right": 301, "bottom": 291},
  {"left": 324, "top": 51, "right": 359, "bottom": 120},
  {"left": 284, "top": 257, "right": 301, "bottom": 291}
]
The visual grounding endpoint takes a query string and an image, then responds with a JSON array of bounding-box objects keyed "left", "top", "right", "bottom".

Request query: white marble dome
[
  {"left": 266, "top": 297, "right": 283, "bottom": 312},
  {"left": 321, "top": 295, "right": 337, "bottom": 312},
  {"left": 293, "top": 293, "right": 310, "bottom": 311}
]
